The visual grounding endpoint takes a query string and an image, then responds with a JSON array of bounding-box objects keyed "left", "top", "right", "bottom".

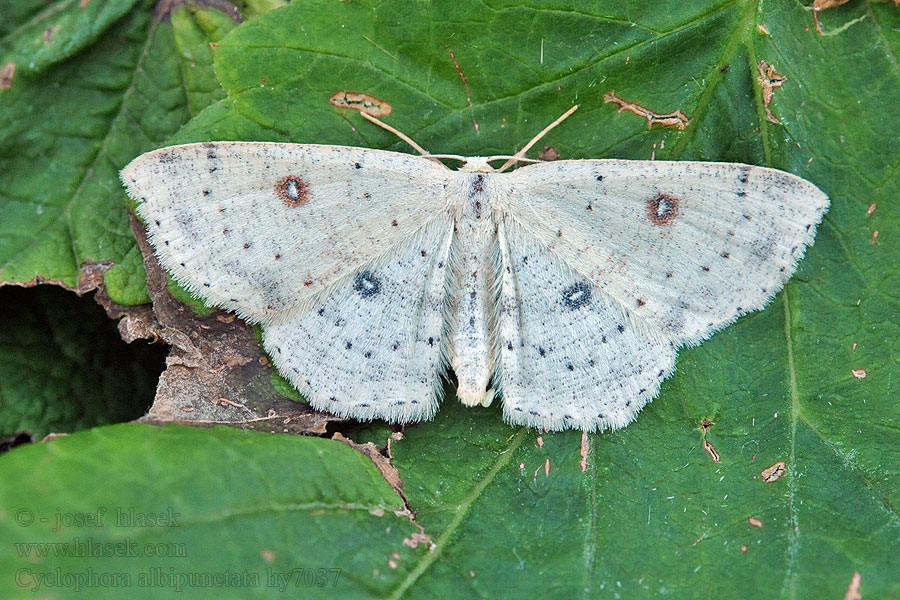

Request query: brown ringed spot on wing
[
  {"left": 647, "top": 193, "right": 680, "bottom": 225},
  {"left": 329, "top": 91, "right": 392, "bottom": 117},
  {"left": 275, "top": 175, "right": 311, "bottom": 207},
  {"left": 761, "top": 460, "right": 786, "bottom": 483}
]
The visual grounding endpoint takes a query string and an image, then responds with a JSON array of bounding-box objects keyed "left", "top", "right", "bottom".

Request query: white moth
[{"left": 121, "top": 107, "right": 828, "bottom": 432}]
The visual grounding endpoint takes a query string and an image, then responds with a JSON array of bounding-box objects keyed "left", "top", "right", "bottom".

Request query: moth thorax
[
  {"left": 464, "top": 173, "right": 489, "bottom": 221},
  {"left": 459, "top": 157, "right": 495, "bottom": 172}
]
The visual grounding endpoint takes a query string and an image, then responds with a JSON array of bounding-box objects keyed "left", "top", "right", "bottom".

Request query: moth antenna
[
  {"left": 428, "top": 154, "right": 470, "bottom": 162},
  {"left": 497, "top": 105, "right": 579, "bottom": 173},
  {"left": 486, "top": 155, "right": 540, "bottom": 165},
  {"left": 359, "top": 111, "right": 444, "bottom": 165}
]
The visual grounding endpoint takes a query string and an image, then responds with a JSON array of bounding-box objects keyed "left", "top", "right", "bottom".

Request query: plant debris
[
  {"left": 603, "top": 91, "right": 690, "bottom": 130},
  {"left": 757, "top": 61, "right": 787, "bottom": 124}
]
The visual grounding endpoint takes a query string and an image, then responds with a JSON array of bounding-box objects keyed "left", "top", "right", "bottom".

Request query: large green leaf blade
[
  {"left": 0, "top": 424, "right": 427, "bottom": 599},
  {"left": 0, "top": 1, "right": 236, "bottom": 303},
  {"left": 161, "top": 1, "right": 899, "bottom": 597},
  {"left": 0, "top": 0, "right": 139, "bottom": 76},
  {"left": 3, "top": 0, "right": 894, "bottom": 596}
]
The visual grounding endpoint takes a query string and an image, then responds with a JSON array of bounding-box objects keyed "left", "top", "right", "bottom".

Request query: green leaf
[
  {"left": 0, "top": 0, "right": 139, "bottom": 76},
  {"left": 0, "top": 424, "right": 428, "bottom": 599},
  {"left": 161, "top": 0, "right": 896, "bottom": 596},
  {"left": 0, "top": 1, "right": 237, "bottom": 303},
  {"left": 0, "top": 286, "right": 161, "bottom": 438},
  {"left": 2, "top": 0, "right": 899, "bottom": 597}
]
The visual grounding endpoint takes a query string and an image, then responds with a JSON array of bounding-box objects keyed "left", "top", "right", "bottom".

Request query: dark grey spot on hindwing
[
  {"left": 562, "top": 282, "right": 592, "bottom": 309},
  {"left": 353, "top": 271, "right": 381, "bottom": 298}
]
